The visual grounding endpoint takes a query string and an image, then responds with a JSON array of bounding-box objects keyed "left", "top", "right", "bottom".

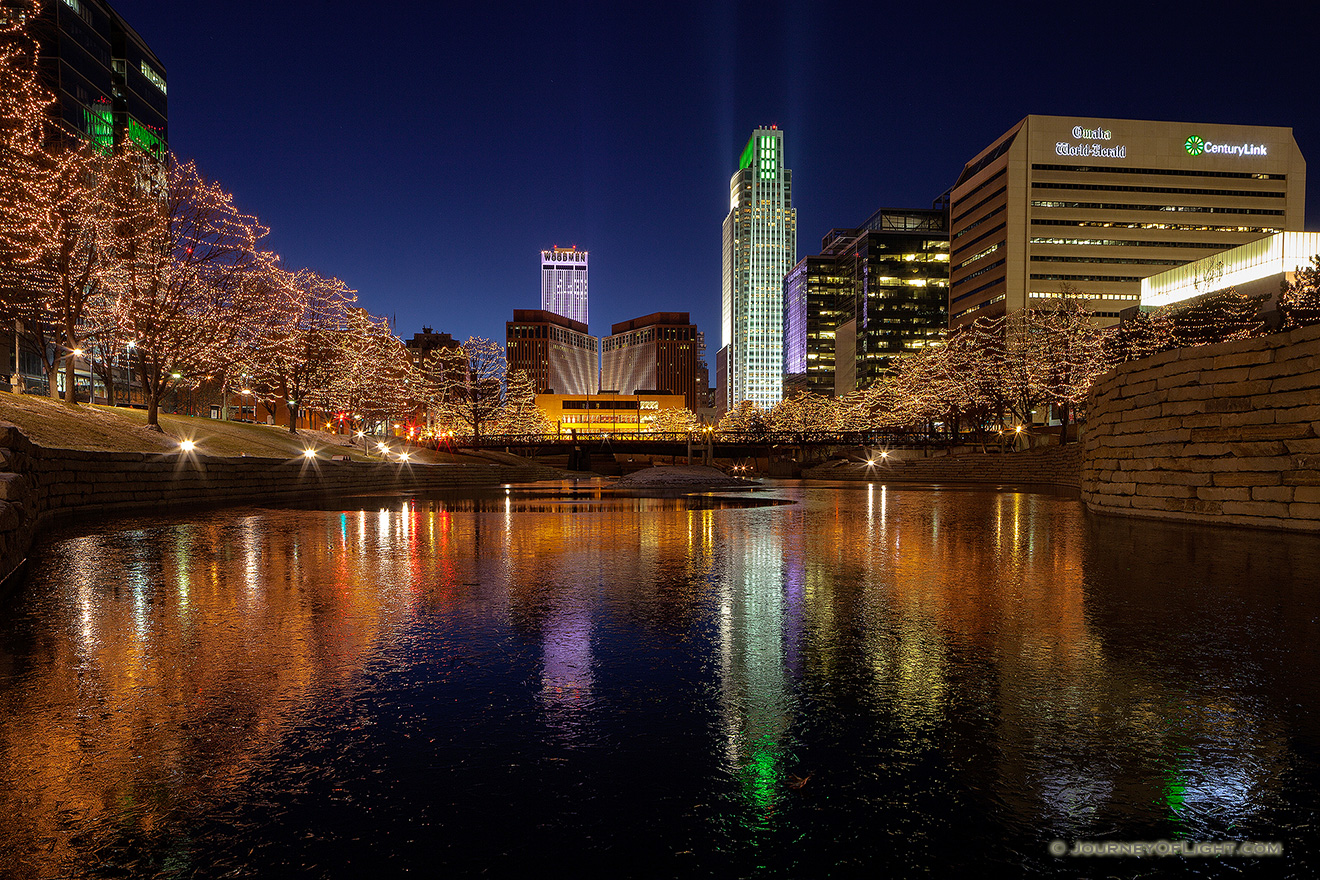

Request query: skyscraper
[
  {"left": 722, "top": 126, "right": 796, "bottom": 410},
  {"left": 541, "top": 246, "right": 588, "bottom": 326}
]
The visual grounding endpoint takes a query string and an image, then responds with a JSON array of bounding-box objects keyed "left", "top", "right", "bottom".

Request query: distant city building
[
  {"left": 722, "top": 126, "right": 796, "bottom": 410},
  {"left": 506, "top": 309, "right": 598, "bottom": 396},
  {"left": 403, "top": 326, "right": 460, "bottom": 366},
  {"left": 949, "top": 115, "right": 1306, "bottom": 329},
  {"left": 34, "top": 0, "right": 168, "bottom": 154},
  {"left": 536, "top": 392, "right": 688, "bottom": 435},
  {"left": 783, "top": 255, "right": 850, "bottom": 398},
  {"left": 541, "top": 246, "right": 589, "bottom": 326},
  {"left": 787, "top": 207, "right": 949, "bottom": 396},
  {"left": 1141, "top": 231, "right": 1320, "bottom": 312},
  {"left": 600, "top": 312, "right": 700, "bottom": 410}
]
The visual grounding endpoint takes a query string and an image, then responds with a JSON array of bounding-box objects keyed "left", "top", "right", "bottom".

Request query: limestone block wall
[
  {"left": 802, "top": 445, "right": 1082, "bottom": 488},
  {"left": 0, "top": 424, "right": 563, "bottom": 590},
  {"left": 1082, "top": 323, "right": 1320, "bottom": 531}
]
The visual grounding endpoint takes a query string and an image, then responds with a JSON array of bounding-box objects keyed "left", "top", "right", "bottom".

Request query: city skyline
[{"left": 104, "top": 1, "right": 1320, "bottom": 349}]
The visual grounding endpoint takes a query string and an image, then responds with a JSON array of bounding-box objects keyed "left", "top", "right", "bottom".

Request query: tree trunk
[{"left": 1059, "top": 402, "right": 1071, "bottom": 445}]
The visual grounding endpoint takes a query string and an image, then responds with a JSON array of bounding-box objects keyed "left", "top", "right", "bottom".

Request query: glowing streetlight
[
  {"left": 179, "top": 439, "right": 195, "bottom": 452},
  {"left": 302, "top": 448, "right": 317, "bottom": 459}
]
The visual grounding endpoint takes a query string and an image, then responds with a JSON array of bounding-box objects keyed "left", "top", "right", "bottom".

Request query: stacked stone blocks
[{"left": 1082, "top": 323, "right": 1320, "bottom": 531}]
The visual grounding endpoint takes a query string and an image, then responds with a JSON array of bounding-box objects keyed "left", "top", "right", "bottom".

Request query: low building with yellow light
[{"left": 536, "top": 393, "right": 688, "bottom": 434}]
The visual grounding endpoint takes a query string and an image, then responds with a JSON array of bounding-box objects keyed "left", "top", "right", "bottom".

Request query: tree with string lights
[
  {"left": 492, "top": 369, "right": 553, "bottom": 435},
  {"left": 651, "top": 406, "right": 701, "bottom": 434},
  {"left": 430, "top": 337, "right": 508, "bottom": 441},
  {"left": 1278, "top": 256, "right": 1320, "bottom": 330},
  {"left": 243, "top": 265, "right": 355, "bottom": 433},
  {"left": 107, "top": 155, "right": 272, "bottom": 428}
]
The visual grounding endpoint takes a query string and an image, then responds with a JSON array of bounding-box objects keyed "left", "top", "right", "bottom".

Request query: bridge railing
[{"left": 446, "top": 430, "right": 956, "bottom": 449}]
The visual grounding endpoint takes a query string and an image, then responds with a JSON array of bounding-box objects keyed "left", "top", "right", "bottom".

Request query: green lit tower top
[{"left": 721, "top": 126, "right": 796, "bottom": 411}]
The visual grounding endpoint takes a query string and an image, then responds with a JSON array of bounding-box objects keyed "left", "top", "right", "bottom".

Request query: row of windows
[
  {"left": 1033, "top": 219, "right": 1282, "bottom": 234},
  {"left": 1032, "top": 200, "right": 1284, "bottom": 216},
  {"left": 954, "top": 243, "right": 1000, "bottom": 271},
  {"left": 951, "top": 257, "right": 1006, "bottom": 289},
  {"left": 1031, "top": 163, "right": 1285, "bottom": 181},
  {"left": 1030, "top": 255, "right": 1184, "bottom": 266},
  {"left": 1030, "top": 236, "right": 1239, "bottom": 249},
  {"left": 952, "top": 222, "right": 1006, "bottom": 258},
  {"left": 952, "top": 185, "right": 1006, "bottom": 225},
  {"left": 951, "top": 204, "right": 1006, "bottom": 242},
  {"left": 561, "top": 400, "right": 641, "bottom": 411},
  {"left": 1032, "top": 181, "right": 1284, "bottom": 199},
  {"left": 1030, "top": 291, "right": 1139, "bottom": 300},
  {"left": 1030, "top": 272, "right": 1142, "bottom": 283},
  {"left": 950, "top": 293, "right": 1006, "bottom": 322},
  {"left": 951, "top": 168, "right": 1006, "bottom": 217},
  {"left": 950, "top": 276, "right": 1005, "bottom": 305}
]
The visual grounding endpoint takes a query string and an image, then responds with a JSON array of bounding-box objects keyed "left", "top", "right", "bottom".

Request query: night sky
[{"left": 109, "top": 1, "right": 1320, "bottom": 347}]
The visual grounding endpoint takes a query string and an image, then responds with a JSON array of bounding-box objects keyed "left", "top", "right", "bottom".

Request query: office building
[
  {"left": 34, "top": 0, "right": 167, "bottom": 154},
  {"left": 600, "top": 312, "right": 700, "bottom": 410},
  {"left": 506, "top": 309, "right": 598, "bottom": 396},
  {"left": 722, "top": 126, "right": 797, "bottom": 410},
  {"left": 783, "top": 255, "right": 851, "bottom": 397},
  {"left": 949, "top": 115, "right": 1305, "bottom": 329},
  {"left": 403, "top": 326, "right": 460, "bottom": 365},
  {"left": 541, "top": 246, "right": 588, "bottom": 326},
  {"left": 786, "top": 207, "right": 949, "bottom": 396}
]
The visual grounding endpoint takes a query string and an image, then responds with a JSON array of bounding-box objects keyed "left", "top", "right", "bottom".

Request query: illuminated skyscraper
[
  {"left": 722, "top": 126, "right": 796, "bottom": 410},
  {"left": 541, "top": 246, "right": 588, "bottom": 326}
]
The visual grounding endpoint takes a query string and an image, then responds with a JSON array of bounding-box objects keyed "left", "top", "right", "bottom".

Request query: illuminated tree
[
  {"left": 109, "top": 155, "right": 271, "bottom": 428},
  {"left": 767, "top": 391, "right": 835, "bottom": 435},
  {"left": 0, "top": 0, "right": 53, "bottom": 309},
  {"left": 1160, "top": 288, "right": 1261, "bottom": 348},
  {"left": 1279, "top": 256, "right": 1320, "bottom": 329},
  {"left": 432, "top": 336, "right": 507, "bottom": 440},
  {"left": 651, "top": 406, "right": 700, "bottom": 433},
  {"left": 492, "top": 369, "right": 552, "bottom": 435},
  {"left": 244, "top": 266, "right": 355, "bottom": 433},
  {"left": 1103, "top": 307, "right": 1175, "bottom": 366},
  {"left": 717, "top": 400, "right": 768, "bottom": 435}
]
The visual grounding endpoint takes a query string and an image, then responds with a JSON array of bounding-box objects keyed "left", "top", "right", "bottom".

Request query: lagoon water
[{"left": 0, "top": 483, "right": 1316, "bottom": 878}]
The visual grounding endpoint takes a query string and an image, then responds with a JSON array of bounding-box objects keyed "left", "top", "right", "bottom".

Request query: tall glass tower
[
  {"left": 722, "top": 127, "right": 796, "bottom": 410},
  {"left": 541, "top": 246, "right": 589, "bottom": 326}
]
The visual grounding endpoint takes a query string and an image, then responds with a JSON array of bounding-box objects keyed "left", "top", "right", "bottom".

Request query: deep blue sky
[{"left": 111, "top": 1, "right": 1320, "bottom": 346}]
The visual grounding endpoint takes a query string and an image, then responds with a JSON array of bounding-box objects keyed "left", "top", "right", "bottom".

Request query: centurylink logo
[{"left": 1185, "top": 135, "right": 1267, "bottom": 158}]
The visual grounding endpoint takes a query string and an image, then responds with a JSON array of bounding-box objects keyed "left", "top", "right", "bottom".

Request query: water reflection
[{"left": 0, "top": 485, "right": 1315, "bottom": 876}]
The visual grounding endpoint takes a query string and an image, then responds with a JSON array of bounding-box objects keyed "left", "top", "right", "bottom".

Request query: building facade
[
  {"left": 600, "top": 312, "right": 700, "bottom": 410},
  {"left": 1141, "top": 231, "right": 1320, "bottom": 310},
  {"left": 403, "top": 326, "right": 460, "bottom": 366},
  {"left": 536, "top": 392, "right": 688, "bottom": 435},
  {"left": 786, "top": 207, "right": 949, "bottom": 396},
  {"left": 541, "top": 246, "right": 588, "bottom": 326},
  {"left": 783, "top": 255, "right": 850, "bottom": 397},
  {"left": 506, "top": 309, "right": 598, "bottom": 396},
  {"left": 722, "top": 126, "right": 796, "bottom": 410},
  {"left": 949, "top": 115, "right": 1306, "bottom": 329},
  {"left": 34, "top": 0, "right": 168, "bottom": 154}
]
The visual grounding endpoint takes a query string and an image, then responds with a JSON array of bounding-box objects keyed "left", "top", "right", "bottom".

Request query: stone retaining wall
[
  {"left": 1082, "top": 323, "right": 1320, "bottom": 531},
  {"left": 0, "top": 423, "right": 564, "bottom": 591},
  {"left": 802, "top": 445, "right": 1082, "bottom": 488}
]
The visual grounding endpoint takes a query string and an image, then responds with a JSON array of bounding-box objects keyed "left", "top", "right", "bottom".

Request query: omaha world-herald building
[{"left": 949, "top": 115, "right": 1305, "bottom": 329}]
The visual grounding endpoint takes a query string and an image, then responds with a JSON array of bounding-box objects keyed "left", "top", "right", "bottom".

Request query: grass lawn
[{"left": 0, "top": 392, "right": 469, "bottom": 463}]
